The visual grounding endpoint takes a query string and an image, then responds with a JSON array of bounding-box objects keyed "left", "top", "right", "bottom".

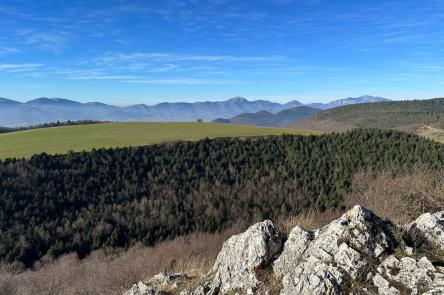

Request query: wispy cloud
[
  {"left": 0, "top": 6, "right": 28, "bottom": 17},
  {"left": 0, "top": 63, "right": 43, "bottom": 72},
  {"left": 43, "top": 65, "right": 242, "bottom": 84},
  {"left": 147, "top": 64, "right": 180, "bottom": 73},
  {"left": 0, "top": 46, "right": 20, "bottom": 54},
  {"left": 67, "top": 75, "right": 139, "bottom": 80},
  {"left": 123, "top": 78, "right": 242, "bottom": 85},
  {"left": 17, "top": 29, "right": 70, "bottom": 52},
  {"left": 96, "top": 52, "right": 284, "bottom": 64}
]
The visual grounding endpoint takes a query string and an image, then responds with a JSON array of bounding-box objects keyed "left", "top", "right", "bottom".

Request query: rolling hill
[
  {"left": 214, "top": 106, "right": 320, "bottom": 127},
  {"left": 293, "top": 98, "right": 444, "bottom": 134},
  {"left": 1, "top": 129, "right": 442, "bottom": 267},
  {"left": 0, "top": 122, "right": 317, "bottom": 159}
]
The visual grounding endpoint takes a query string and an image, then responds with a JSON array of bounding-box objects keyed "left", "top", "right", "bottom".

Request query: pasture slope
[{"left": 0, "top": 122, "right": 317, "bottom": 159}]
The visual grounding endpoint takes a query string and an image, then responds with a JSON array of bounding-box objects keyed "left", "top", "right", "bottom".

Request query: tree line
[
  {"left": 0, "top": 120, "right": 108, "bottom": 134},
  {"left": 0, "top": 129, "right": 443, "bottom": 266}
]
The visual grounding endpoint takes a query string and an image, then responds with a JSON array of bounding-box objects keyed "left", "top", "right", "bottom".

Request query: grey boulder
[{"left": 210, "top": 220, "right": 283, "bottom": 294}]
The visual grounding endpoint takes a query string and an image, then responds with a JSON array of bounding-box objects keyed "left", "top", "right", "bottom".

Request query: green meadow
[{"left": 0, "top": 122, "right": 318, "bottom": 159}]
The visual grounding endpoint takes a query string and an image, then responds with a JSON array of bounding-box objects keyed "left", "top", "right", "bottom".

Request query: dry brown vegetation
[
  {"left": 0, "top": 224, "right": 246, "bottom": 295},
  {"left": 419, "top": 125, "right": 444, "bottom": 143},
  {"left": 290, "top": 118, "right": 356, "bottom": 132},
  {"left": 275, "top": 208, "right": 343, "bottom": 233},
  {"left": 2, "top": 166, "right": 444, "bottom": 295},
  {"left": 346, "top": 166, "right": 444, "bottom": 226},
  {"left": 0, "top": 211, "right": 346, "bottom": 295},
  {"left": 347, "top": 166, "right": 444, "bottom": 258}
]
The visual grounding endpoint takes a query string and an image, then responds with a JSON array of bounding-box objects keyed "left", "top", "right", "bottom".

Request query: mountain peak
[
  {"left": 341, "top": 95, "right": 389, "bottom": 102},
  {"left": 26, "top": 97, "right": 81, "bottom": 105},
  {"left": 308, "top": 95, "right": 390, "bottom": 110},
  {"left": 284, "top": 100, "right": 303, "bottom": 107},
  {"left": 359, "top": 95, "right": 385, "bottom": 99},
  {"left": 227, "top": 97, "right": 248, "bottom": 103}
]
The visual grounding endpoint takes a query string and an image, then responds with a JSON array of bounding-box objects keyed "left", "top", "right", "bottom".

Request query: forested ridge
[
  {"left": 1, "top": 129, "right": 444, "bottom": 267},
  {"left": 309, "top": 97, "right": 444, "bottom": 129}
]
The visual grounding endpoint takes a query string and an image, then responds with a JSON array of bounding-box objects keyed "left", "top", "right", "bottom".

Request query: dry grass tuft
[
  {"left": 276, "top": 208, "right": 342, "bottom": 234},
  {"left": 346, "top": 165, "right": 444, "bottom": 227},
  {"left": 0, "top": 224, "right": 245, "bottom": 295}
]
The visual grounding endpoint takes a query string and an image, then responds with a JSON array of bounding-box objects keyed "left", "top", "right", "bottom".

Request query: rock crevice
[{"left": 124, "top": 206, "right": 444, "bottom": 295}]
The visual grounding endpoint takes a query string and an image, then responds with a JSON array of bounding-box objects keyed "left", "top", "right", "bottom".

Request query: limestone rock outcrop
[
  {"left": 405, "top": 211, "right": 444, "bottom": 253},
  {"left": 276, "top": 205, "right": 396, "bottom": 295},
  {"left": 374, "top": 255, "right": 444, "bottom": 294},
  {"left": 210, "top": 220, "right": 284, "bottom": 294},
  {"left": 123, "top": 206, "right": 444, "bottom": 295},
  {"left": 273, "top": 225, "right": 314, "bottom": 278},
  {"left": 180, "top": 282, "right": 211, "bottom": 295},
  {"left": 149, "top": 272, "right": 188, "bottom": 289},
  {"left": 124, "top": 282, "right": 162, "bottom": 295}
]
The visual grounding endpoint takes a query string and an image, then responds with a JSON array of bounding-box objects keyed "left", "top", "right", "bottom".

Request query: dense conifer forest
[{"left": 1, "top": 129, "right": 443, "bottom": 266}]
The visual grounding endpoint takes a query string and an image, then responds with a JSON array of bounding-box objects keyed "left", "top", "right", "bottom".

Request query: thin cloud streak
[
  {"left": 67, "top": 75, "right": 140, "bottom": 80},
  {"left": 0, "top": 63, "right": 43, "bottom": 71},
  {"left": 96, "top": 52, "right": 285, "bottom": 64},
  {"left": 123, "top": 78, "right": 244, "bottom": 85}
]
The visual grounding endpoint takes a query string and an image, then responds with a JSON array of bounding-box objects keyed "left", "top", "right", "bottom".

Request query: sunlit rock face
[
  {"left": 123, "top": 206, "right": 444, "bottom": 295},
  {"left": 210, "top": 220, "right": 283, "bottom": 294}
]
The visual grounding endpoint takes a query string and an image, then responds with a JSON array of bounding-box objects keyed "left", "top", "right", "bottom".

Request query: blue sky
[{"left": 1, "top": 0, "right": 444, "bottom": 105}]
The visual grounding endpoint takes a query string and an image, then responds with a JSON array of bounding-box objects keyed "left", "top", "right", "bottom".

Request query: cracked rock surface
[
  {"left": 374, "top": 255, "right": 444, "bottom": 295},
  {"left": 276, "top": 205, "right": 396, "bottom": 295},
  {"left": 405, "top": 211, "right": 444, "bottom": 253},
  {"left": 124, "top": 206, "right": 444, "bottom": 295},
  {"left": 210, "top": 220, "right": 283, "bottom": 294},
  {"left": 124, "top": 282, "right": 162, "bottom": 295}
]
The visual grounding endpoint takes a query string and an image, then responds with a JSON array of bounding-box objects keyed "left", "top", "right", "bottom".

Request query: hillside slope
[
  {"left": 293, "top": 98, "right": 444, "bottom": 133},
  {"left": 0, "top": 129, "right": 443, "bottom": 266},
  {"left": 0, "top": 122, "right": 315, "bottom": 159},
  {"left": 213, "top": 106, "right": 320, "bottom": 127}
]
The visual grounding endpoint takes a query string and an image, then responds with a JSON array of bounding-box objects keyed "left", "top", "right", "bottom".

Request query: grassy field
[
  {"left": 419, "top": 125, "right": 444, "bottom": 143},
  {"left": 0, "top": 122, "right": 318, "bottom": 159}
]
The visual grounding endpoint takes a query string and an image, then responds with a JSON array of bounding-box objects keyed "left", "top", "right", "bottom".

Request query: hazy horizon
[
  {"left": 1, "top": 94, "right": 395, "bottom": 106},
  {"left": 2, "top": 94, "right": 441, "bottom": 108}
]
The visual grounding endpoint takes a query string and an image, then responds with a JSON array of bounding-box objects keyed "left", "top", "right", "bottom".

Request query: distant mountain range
[
  {"left": 214, "top": 106, "right": 320, "bottom": 127},
  {"left": 307, "top": 95, "right": 390, "bottom": 110},
  {"left": 0, "top": 95, "right": 388, "bottom": 127}
]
